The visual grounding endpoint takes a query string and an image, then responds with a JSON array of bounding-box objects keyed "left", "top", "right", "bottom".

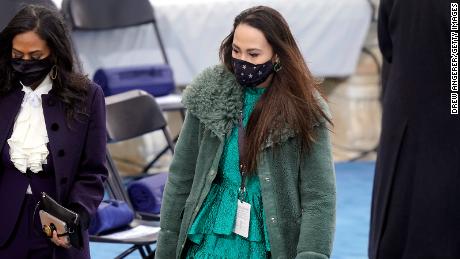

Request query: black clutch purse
[{"left": 39, "top": 192, "right": 83, "bottom": 249}]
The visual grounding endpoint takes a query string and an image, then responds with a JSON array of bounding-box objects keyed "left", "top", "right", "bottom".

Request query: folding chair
[
  {"left": 0, "top": 0, "right": 57, "bottom": 30},
  {"left": 105, "top": 90, "right": 175, "bottom": 218},
  {"left": 61, "top": 0, "right": 168, "bottom": 64},
  {"left": 61, "top": 0, "right": 184, "bottom": 122},
  {"left": 90, "top": 90, "right": 176, "bottom": 258}
]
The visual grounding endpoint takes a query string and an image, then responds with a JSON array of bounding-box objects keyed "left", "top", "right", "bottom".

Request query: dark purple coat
[{"left": 0, "top": 82, "right": 108, "bottom": 258}]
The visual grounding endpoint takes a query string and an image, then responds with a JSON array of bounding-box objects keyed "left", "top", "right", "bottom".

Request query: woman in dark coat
[
  {"left": 369, "top": 1, "right": 460, "bottom": 258},
  {"left": 0, "top": 5, "right": 107, "bottom": 258}
]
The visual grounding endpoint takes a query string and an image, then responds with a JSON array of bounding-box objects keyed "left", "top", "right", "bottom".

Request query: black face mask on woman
[
  {"left": 232, "top": 58, "right": 274, "bottom": 88},
  {"left": 11, "top": 57, "right": 53, "bottom": 86}
]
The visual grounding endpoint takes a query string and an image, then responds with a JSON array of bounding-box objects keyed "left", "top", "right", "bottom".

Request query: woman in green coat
[{"left": 156, "top": 6, "right": 336, "bottom": 259}]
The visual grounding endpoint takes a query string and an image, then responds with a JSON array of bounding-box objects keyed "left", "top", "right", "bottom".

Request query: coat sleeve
[
  {"left": 67, "top": 86, "right": 108, "bottom": 229},
  {"left": 296, "top": 122, "right": 336, "bottom": 259},
  {"left": 155, "top": 112, "right": 201, "bottom": 259}
]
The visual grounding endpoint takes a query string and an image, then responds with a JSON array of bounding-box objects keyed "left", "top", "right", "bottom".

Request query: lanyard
[{"left": 237, "top": 112, "right": 248, "bottom": 200}]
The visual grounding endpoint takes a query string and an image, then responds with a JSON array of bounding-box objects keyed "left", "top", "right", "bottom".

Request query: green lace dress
[{"left": 186, "top": 87, "right": 271, "bottom": 258}]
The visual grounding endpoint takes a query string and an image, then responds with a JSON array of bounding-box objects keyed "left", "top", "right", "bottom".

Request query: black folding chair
[
  {"left": 90, "top": 90, "right": 176, "bottom": 258},
  {"left": 104, "top": 90, "right": 174, "bottom": 217},
  {"left": 61, "top": 0, "right": 169, "bottom": 64},
  {"left": 0, "top": 0, "right": 57, "bottom": 30},
  {"left": 60, "top": 0, "right": 184, "bottom": 137}
]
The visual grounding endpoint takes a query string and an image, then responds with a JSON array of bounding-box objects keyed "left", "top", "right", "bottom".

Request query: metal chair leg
[
  {"left": 114, "top": 245, "right": 139, "bottom": 259},
  {"left": 138, "top": 245, "right": 148, "bottom": 258}
]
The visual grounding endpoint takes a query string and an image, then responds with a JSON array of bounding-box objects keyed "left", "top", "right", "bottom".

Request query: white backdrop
[{"left": 53, "top": 0, "right": 372, "bottom": 85}]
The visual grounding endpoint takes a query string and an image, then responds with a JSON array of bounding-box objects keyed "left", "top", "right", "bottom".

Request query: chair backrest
[
  {"left": 105, "top": 90, "right": 167, "bottom": 143},
  {"left": 0, "top": 0, "right": 57, "bottom": 30},
  {"left": 104, "top": 90, "right": 173, "bottom": 221},
  {"left": 61, "top": 0, "right": 155, "bottom": 30}
]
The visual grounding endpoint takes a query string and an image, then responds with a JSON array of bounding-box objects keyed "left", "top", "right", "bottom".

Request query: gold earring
[
  {"left": 274, "top": 60, "right": 282, "bottom": 72},
  {"left": 50, "top": 65, "right": 58, "bottom": 80}
]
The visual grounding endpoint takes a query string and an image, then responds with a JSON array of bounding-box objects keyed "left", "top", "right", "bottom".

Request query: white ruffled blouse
[{"left": 7, "top": 76, "right": 52, "bottom": 193}]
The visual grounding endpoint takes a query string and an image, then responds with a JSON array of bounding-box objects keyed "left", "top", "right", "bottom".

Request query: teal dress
[{"left": 186, "top": 87, "right": 271, "bottom": 258}]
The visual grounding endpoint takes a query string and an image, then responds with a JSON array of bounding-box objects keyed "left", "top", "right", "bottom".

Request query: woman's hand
[{"left": 51, "top": 230, "right": 71, "bottom": 248}]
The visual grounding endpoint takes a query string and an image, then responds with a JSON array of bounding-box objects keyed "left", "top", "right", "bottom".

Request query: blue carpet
[
  {"left": 90, "top": 161, "right": 375, "bottom": 258},
  {"left": 332, "top": 161, "right": 375, "bottom": 259}
]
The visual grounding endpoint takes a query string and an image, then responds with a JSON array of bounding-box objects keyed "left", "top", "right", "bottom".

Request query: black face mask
[
  {"left": 11, "top": 57, "right": 53, "bottom": 86},
  {"left": 232, "top": 58, "right": 274, "bottom": 88}
]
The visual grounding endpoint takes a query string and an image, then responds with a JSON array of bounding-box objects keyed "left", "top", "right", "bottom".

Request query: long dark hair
[
  {"left": 220, "top": 6, "right": 331, "bottom": 173},
  {"left": 0, "top": 5, "right": 89, "bottom": 120}
]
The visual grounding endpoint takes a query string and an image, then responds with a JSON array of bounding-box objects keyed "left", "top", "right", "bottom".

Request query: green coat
[{"left": 155, "top": 65, "right": 336, "bottom": 259}]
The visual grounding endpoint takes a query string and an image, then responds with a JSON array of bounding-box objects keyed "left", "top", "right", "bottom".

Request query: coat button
[
  {"left": 264, "top": 177, "right": 270, "bottom": 182},
  {"left": 58, "top": 149, "right": 65, "bottom": 157},
  {"left": 51, "top": 123, "right": 59, "bottom": 131},
  {"left": 270, "top": 217, "right": 276, "bottom": 223}
]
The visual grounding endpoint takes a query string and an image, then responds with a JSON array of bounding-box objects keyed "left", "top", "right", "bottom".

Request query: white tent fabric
[{"left": 62, "top": 0, "right": 372, "bottom": 85}]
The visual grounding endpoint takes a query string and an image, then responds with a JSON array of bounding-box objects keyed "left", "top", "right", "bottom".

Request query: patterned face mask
[{"left": 232, "top": 58, "right": 274, "bottom": 88}]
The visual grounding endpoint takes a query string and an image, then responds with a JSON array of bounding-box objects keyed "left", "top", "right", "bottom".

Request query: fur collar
[
  {"left": 182, "top": 64, "right": 243, "bottom": 141},
  {"left": 182, "top": 65, "right": 330, "bottom": 148}
]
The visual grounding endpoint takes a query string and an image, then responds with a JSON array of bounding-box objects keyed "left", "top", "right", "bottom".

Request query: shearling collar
[
  {"left": 182, "top": 65, "right": 329, "bottom": 148},
  {"left": 182, "top": 65, "right": 243, "bottom": 140}
]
